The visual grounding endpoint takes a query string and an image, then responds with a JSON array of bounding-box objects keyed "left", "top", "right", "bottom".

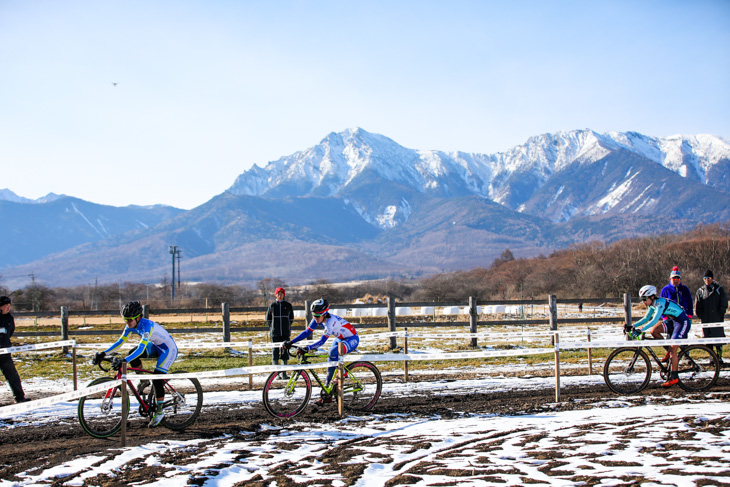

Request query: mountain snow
[
  {"left": 227, "top": 128, "right": 730, "bottom": 229},
  {"left": 0, "top": 189, "right": 65, "bottom": 204}
]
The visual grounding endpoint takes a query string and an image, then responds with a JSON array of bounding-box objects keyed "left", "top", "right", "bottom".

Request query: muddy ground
[{"left": 2, "top": 372, "right": 730, "bottom": 486}]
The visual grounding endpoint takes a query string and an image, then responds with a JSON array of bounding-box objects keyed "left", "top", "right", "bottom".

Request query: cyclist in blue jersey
[
  {"left": 284, "top": 299, "right": 359, "bottom": 404},
  {"left": 633, "top": 285, "right": 691, "bottom": 387},
  {"left": 93, "top": 301, "right": 179, "bottom": 426}
]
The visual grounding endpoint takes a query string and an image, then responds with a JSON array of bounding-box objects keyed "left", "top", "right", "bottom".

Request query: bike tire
[
  {"left": 603, "top": 347, "right": 651, "bottom": 394},
  {"left": 77, "top": 377, "right": 129, "bottom": 438},
  {"left": 342, "top": 361, "right": 382, "bottom": 411},
  {"left": 159, "top": 373, "right": 204, "bottom": 430},
  {"left": 677, "top": 345, "right": 720, "bottom": 392},
  {"left": 262, "top": 369, "right": 312, "bottom": 418}
]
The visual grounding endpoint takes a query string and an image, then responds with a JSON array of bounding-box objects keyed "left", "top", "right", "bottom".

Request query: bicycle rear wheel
[
  {"left": 603, "top": 347, "right": 651, "bottom": 394},
  {"left": 77, "top": 377, "right": 129, "bottom": 438},
  {"left": 677, "top": 345, "right": 720, "bottom": 392},
  {"left": 263, "top": 369, "right": 312, "bottom": 418},
  {"left": 342, "top": 361, "right": 382, "bottom": 411},
  {"left": 158, "top": 373, "right": 204, "bottom": 430}
]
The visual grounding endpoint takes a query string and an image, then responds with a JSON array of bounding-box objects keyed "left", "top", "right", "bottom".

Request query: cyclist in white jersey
[
  {"left": 285, "top": 298, "right": 359, "bottom": 393},
  {"left": 93, "top": 301, "right": 178, "bottom": 426}
]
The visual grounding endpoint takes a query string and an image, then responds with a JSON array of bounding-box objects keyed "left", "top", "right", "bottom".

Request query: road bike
[
  {"left": 262, "top": 346, "right": 382, "bottom": 418},
  {"left": 603, "top": 326, "right": 720, "bottom": 394},
  {"left": 77, "top": 356, "right": 203, "bottom": 438}
]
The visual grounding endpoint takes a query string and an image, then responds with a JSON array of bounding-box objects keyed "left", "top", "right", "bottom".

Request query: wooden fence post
[
  {"left": 388, "top": 296, "right": 397, "bottom": 350},
  {"left": 469, "top": 296, "right": 478, "bottom": 348},
  {"left": 548, "top": 295, "right": 557, "bottom": 344},
  {"left": 337, "top": 341, "right": 344, "bottom": 417},
  {"left": 222, "top": 303, "right": 230, "bottom": 343},
  {"left": 623, "top": 293, "right": 632, "bottom": 329},
  {"left": 587, "top": 327, "right": 593, "bottom": 376},
  {"left": 121, "top": 361, "right": 128, "bottom": 447},
  {"left": 404, "top": 327, "right": 409, "bottom": 383},
  {"left": 61, "top": 307, "right": 69, "bottom": 355},
  {"left": 142, "top": 304, "right": 149, "bottom": 319},
  {"left": 72, "top": 345, "right": 78, "bottom": 391},
  {"left": 554, "top": 332, "right": 561, "bottom": 402},
  {"left": 304, "top": 301, "right": 311, "bottom": 327},
  {"left": 248, "top": 339, "right": 253, "bottom": 390}
]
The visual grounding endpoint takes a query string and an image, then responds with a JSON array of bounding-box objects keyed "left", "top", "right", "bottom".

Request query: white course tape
[
  {"left": 119, "top": 361, "right": 342, "bottom": 381},
  {"left": 558, "top": 336, "right": 729, "bottom": 350},
  {"left": 0, "top": 340, "right": 76, "bottom": 355},
  {"left": 0, "top": 379, "right": 122, "bottom": 417},
  {"left": 348, "top": 348, "right": 554, "bottom": 362}
]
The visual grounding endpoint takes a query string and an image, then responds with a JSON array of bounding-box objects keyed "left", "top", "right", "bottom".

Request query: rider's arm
[
  {"left": 103, "top": 327, "right": 132, "bottom": 354},
  {"left": 290, "top": 319, "right": 318, "bottom": 344},
  {"left": 634, "top": 305, "right": 660, "bottom": 332}
]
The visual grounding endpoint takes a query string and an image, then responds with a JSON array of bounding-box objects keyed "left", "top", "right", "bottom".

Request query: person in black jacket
[
  {"left": 266, "top": 287, "right": 294, "bottom": 379},
  {"left": 695, "top": 270, "right": 729, "bottom": 364},
  {"left": 0, "top": 296, "right": 29, "bottom": 403}
]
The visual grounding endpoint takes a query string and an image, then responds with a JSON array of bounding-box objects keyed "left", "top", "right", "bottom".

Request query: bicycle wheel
[
  {"left": 341, "top": 361, "right": 382, "bottom": 411},
  {"left": 603, "top": 347, "right": 651, "bottom": 394},
  {"left": 78, "top": 377, "right": 129, "bottom": 438},
  {"left": 677, "top": 345, "right": 720, "bottom": 392},
  {"left": 262, "top": 369, "right": 312, "bottom": 418},
  {"left": 158, "top": 373, "right": 204, "bottom": 430}
]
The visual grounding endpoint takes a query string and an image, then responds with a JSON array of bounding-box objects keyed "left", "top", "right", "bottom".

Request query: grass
[{"left": 10, "top": 321, "right": 621, "bottom": 386}]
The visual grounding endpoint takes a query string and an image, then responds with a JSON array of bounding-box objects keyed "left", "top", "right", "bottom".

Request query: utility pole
[
  {"left": 28, "top": 273, "right": 37, "bottom": 312},
  {"left": 168, "top": 246, "right": 181, "bottom": 301},
  {"left": 176, "top": 249, "right": 182, "bottom": 293}
]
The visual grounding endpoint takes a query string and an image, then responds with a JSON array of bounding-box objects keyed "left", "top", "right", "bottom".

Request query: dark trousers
[
  {"left": 0, "top": 354, "right": 25, "bottom": 401},
  {"left": 703, "top": 326, "right": 726, "bottom": 359},
  {"left": 271, "top": 335, "right": 289, "bottom": 364}
]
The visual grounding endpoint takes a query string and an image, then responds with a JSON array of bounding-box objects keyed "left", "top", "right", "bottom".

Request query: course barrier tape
[
  {"left": 117, "top": 360, "right": 342, "bottom": 381},
  {"left": 347, "top": 348, "right": 555, "bottom": 362},
  {"left": 0, "top": 379, "right": 122, "bottom": 417},
  {"left": 558, "top": 336, "right": 730, "bottom": 351},
  {"left": 0, "top": 340, "right": 76, "bottom": 355}
]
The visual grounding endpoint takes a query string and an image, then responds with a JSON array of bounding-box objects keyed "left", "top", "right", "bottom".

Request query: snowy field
[{"left": 2, "top": 370, "right": 730, "bottom": 486}]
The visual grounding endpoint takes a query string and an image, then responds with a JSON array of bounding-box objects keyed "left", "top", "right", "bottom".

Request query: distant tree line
[{"left": 1, "top": 223, "right": 728, "bottom": 312}]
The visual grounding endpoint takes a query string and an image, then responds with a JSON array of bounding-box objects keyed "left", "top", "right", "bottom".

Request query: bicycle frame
[
  {"left": 101, "top": 360, "right": 180, "bottom": 416},
  {"left": 628, "top": 334, "right": 693, "bottom": 378},
  {"left": 288, "top": 351, "right": 363, "bottom": 397}
]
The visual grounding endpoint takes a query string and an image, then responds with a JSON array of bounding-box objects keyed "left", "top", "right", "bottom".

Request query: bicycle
[
  {"left": 603, "top": 326, "right": 720, "bottom": 394},
  {"left": 262, "top": 346, "right": 382, "bottom": 418},
  {"left": 77, "top": 356, "right": 204, "bottom": 438}
]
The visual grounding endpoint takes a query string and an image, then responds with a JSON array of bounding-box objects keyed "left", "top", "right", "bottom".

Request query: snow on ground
[{"left": 2, "top": 372, "right": 730, "bottom": 486}]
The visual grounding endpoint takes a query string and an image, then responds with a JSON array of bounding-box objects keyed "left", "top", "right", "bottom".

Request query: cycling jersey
[
  {"left": 104, "top": 318, "right": 179, "bottom": 372},
  {"left": 292, "top": 313, "right": 358, "bottom": 352},
  {"left": 635, "top": 297, "right": 691, "bottom": 339}
]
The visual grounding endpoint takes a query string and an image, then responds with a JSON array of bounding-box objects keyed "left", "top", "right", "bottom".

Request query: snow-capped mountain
[
  {"left": 228, "top": 128, "right": 730, "bottom": 227},
  {"left": 0, "top": 189, "right": 65, "bottom": 204},
  {"left": 2, "top": 128, "right": 729, "bottom": 288}
]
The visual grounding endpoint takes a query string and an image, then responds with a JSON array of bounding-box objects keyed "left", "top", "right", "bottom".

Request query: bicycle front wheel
[
  {"left": 158, "top": 373, "right": 204, "bottom": 430},
  {"left": 677, "top": 345, "right": 720, "bottom": 392},
  {"left": 342, "top": 361, "right": 382, "bottom": 411},
  {"left": 263, "top": 369, "right": 312, "bottom": 418},
  {"left": 603, "top": 347, "right": 651, "bottom": 394},
  {"left": 78, "top": 377, "right": 129, "bottom": 438}
]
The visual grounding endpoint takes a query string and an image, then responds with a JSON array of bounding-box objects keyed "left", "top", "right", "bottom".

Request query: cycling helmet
[
  {"left": 121, "top": 300, "right": 143, "bottom": 319},
  {"left": 639, "top": 285, "right": 657, "bottom": 299},
  {"left": 310, "top": 298, "right": 330, "bottom": 316},
  {"left": 0, "top": 296, "right": 11, "bottom": 306}
]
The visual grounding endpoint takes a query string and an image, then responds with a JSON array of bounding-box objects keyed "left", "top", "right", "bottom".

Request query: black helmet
[
  {"left": 310, "top": 298, "right": 330, "bottom": 316},
  {"left": 121, "top": 301, "right": 143, "bottom": 319},
  {"left": 0, "top": 296, "right": 11, "bottom": 306}
]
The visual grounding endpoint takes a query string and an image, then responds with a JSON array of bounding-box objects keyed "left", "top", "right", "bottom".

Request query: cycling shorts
[{"left": 662, "top": 317, "right": 691, "bottom": 340}]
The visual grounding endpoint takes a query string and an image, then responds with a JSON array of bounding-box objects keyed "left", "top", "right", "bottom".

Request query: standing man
[
  {"left": 0, "top": 296, "right": 29, "bottom": 403},
  {"left": 660, "top": 266, "right": 694, "bottom": 317},
  {"left": 695, "top": 270, "right": 728, "bottom": 365},
  {"left": 266, "top": 287, "right": 294, "bottom": 379}
]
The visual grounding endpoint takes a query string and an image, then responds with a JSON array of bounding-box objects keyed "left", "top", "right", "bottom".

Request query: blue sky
[{"left": 1, "top": 0, "right": 728, "bottom": 209}]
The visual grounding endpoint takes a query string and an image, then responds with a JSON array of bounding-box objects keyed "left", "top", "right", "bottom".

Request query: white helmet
[{"left": 639, "top": 285, "right": 657, "bottom": 299}]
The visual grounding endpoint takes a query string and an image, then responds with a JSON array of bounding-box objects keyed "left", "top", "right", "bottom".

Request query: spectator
[
  {"left": 660, "top": 266, "right": 693, "bottom": 317},
  {"left": 0, "top": 296, "right": 29, "bottom": 403},
  {"left": 266, "top": 287, "right": 294, "bottom": 379},
  {"left": 695, "top": 270, "right": 728, "bottom": 365}
]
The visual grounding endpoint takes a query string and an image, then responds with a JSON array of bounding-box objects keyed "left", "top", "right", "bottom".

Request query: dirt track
[{"left": 2, "top": 372, "right": 730, "bottom": 486}]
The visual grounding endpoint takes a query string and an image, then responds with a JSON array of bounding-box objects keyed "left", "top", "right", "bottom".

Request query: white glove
[{"left": 0, "top": 327, "right": 7, "bottom": 334}]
